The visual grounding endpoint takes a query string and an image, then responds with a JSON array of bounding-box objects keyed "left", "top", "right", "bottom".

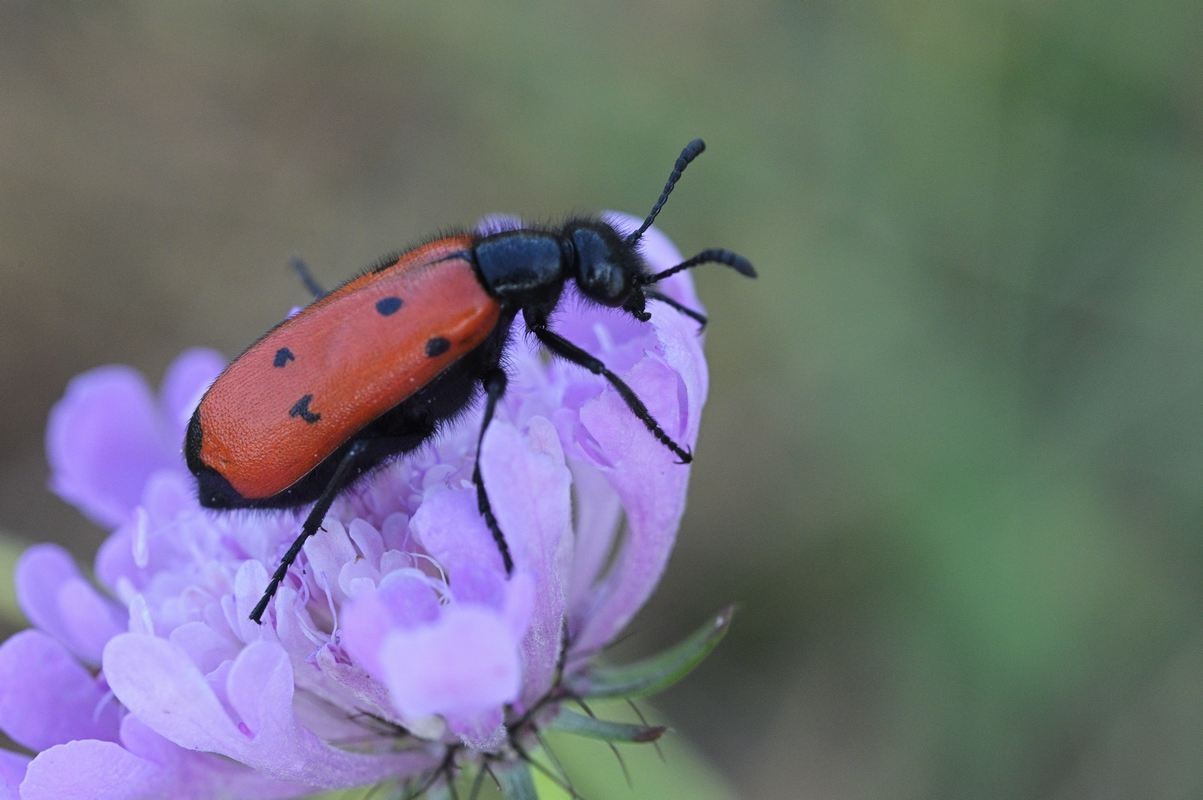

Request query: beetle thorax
[{"left": 473, "top": 230, "right": 567, "bottom": 311}]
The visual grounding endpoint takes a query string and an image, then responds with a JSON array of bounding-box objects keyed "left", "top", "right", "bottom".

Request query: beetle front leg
[{"left": 525, "top": 312, "right": 692, "bottom": 464}]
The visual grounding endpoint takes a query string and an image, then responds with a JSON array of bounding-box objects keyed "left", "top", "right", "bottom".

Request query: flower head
[{"left": 0, "top": 214, "right": 731, "bottom": 799}]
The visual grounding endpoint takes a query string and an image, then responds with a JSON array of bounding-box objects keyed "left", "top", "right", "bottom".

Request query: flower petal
[
  {"left": 20, "top": 740, "right": 166, "bottom": 800},
  {"left": 0, "top": 630, "right": 119, "bottom": 751},
  {"left": 410, "top": 485, "right": 502, "bottom": 576},
  {"left": 342, "top": 572, "right": 441, "bottom": 679},
  {"left": 475, "top": 213, "right": 524, "bottom": 236},
  {"left": 46, "top": 366, "right": 177, "bottom": 528},
  {"left": 15, "top": 544, "right": 123, "bottom": 664},
  {"left": 104, "top": 634, "right": 434, "bottom": 789},
  {"left": 380, "top": 605, "right": 522, "bottom": 721},
  {"left": 565, "top": 459, "right": 623, "bottom": 612},
  {"left": 158, "top": 348, "right": 224, "bottom": 437},
  {"left": 0, "top": 750, "right": 27, "bottom": 800},
  {"left": 479, "top": 417, "right": 572, "bottom": 703},
  {"left": 571, "top": 315, "right": 707, "bottom": 654}
]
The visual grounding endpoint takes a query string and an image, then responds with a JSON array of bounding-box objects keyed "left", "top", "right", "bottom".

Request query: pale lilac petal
[
  {"left": 346, "top": 519, "right": 386, "bottom": 577},
  {"left": 596, "top": 209, "right": 641, "bottom": 241},
  {"left": 104, "top": 635, "right": 434, "bottom": 789},
  {"left": 570, "top": 377, "right": 687, "bottom": 651},
  {"left": 20, "top": 740, "right": 166, "bottom": 800},
  {"left": 566, "top": 459, "right": 623, "bottom": 612},
  {"left": 571, "top": 318, "right": 707, "bottom": 653},
  {"left": 380, "top": 606, "right": 522, "bottom": 722},
  {"left": 116, "top": 715, "right": 312, "bottom": 800},
  {"left": 444, "top": 709, "right": 506, "bottom": 753},
  {"left": 410, "top": 486, "right": 503, "bottom": 576},
  {"left": 341, "top": 572, "right": 442, "bottom": 679},
  {"left": 0, "top": 630, "right": 120, "bottom": 751},
  {"left": 139, "top": 468, "right": 196, "bottom": 523},
  {"left": 229, "top": 560, "right": 275, "bottom": 642},
  {"left": 0, "top": 750, "right": 28, "bottom": 800},
  {"left": 94, "top": 526, "right": 138, "bottom": 595},
  {"left": 158, "top": 348, "right": 224, "bottom": 436},
  {"left": 300, "top": 519, "right": 357, "bottom": 608},
  {"left": 104, "top": 633, "right": 264, "bottom": 749},
  {"left": 479, "top": 417, "right": 572, "bottom": 703},
  {"left": 16, "top": 544, "right": 123, "bottom": 664},
  {"left": 169, "top": 622, "right": 239, "bottom": 675},
  {"left": 475, "top": 213, "right": 524, "bottom": 235},
  {"left": 46, "top": 366, "right": 176, "bottom": 527}
]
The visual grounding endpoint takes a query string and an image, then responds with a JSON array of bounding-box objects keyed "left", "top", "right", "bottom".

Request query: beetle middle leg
[{"left": 472, "top": 366, "right": 515, "bottom": 574}]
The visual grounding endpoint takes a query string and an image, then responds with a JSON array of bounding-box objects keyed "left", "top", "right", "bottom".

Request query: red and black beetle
[{"left": 184, "top": 139, "right": 755, "bottom": 623}]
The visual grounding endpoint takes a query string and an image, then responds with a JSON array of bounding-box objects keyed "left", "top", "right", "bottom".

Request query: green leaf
[
  {"left": 571, "top": 606, "right": 734, "bottom": 699},
  {"left": 495, "top": 762, "right": 537, "bottom": 800},
  {"left": 533, "top": 699, "right": 738, "bottom": 800},
  {"left": 546, "top": 708, "right": 666, "bottom": 743}
]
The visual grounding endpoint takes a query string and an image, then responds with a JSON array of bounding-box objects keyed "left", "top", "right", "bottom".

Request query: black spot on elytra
[
  {"left": 425, "top": 336, "right": 451, "bottom": 358},
  {"left": 273, "top": 347, "right": 295, "bottom": 367},
  {"left": 376, "top": 296, "right": 403, "bottom": 316},
  {"left": 289, "top": 394, "right": 321, "bottom": 424}
]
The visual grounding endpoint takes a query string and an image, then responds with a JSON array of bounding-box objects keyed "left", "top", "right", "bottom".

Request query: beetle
[{"left": 184, "top": 138, "right": 755, "bottom": 623}]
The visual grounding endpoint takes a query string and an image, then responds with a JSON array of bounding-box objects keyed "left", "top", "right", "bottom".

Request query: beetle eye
[{"left": 582, "top": 259, "right": 626, "bottom": 302}]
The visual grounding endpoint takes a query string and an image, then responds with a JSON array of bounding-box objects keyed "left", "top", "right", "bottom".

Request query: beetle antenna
[
  {"left": 626, "top": 138, "right": 707, "bottom": 246},
  {"left": 639, "top": 248, "right": 756, "bottom": 285}
]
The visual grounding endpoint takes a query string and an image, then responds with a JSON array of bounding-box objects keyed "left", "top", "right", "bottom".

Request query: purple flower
[{"left": 0, "top": 213, "right": 730, "bottom": 798}]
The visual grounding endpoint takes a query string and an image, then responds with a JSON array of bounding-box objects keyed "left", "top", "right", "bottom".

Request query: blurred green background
[{"left": 1, "top": 2, "right": 1200, "bottom": 798}]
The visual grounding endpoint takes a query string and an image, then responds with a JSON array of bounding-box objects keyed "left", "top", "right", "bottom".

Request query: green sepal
[
  {"left": 420, "top": 783, "right": 452, "bottom": 800},
  {"left": 546, "top": 708, "right": 667, "bottom": 743},
  {"left": 495, "top": 762, "right": 537, "bottom": 800},
  {"left": 571, "top": 606, "right": 734, "bottom": 699}
]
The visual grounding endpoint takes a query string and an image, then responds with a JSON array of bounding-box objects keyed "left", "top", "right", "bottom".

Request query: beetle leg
[
  {"left": 525, "top": 317, "right": 692, "bottom": 464},
  {"left": 290, "top": 257, "right": 327, "bottom": 299},
  {"left": 642, "top": 289, "right": 708, "bottom": 331},
  {"left": 249, "top": 440, "right": 366, "bottom": 624},
  {"left": 473, "top": 367, "right": 515, "bottom": 574}
]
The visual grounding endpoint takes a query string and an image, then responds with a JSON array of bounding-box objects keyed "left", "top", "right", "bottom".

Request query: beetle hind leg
[{"left": 249, "top": 440, "right": 366, "bottom": 624}]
